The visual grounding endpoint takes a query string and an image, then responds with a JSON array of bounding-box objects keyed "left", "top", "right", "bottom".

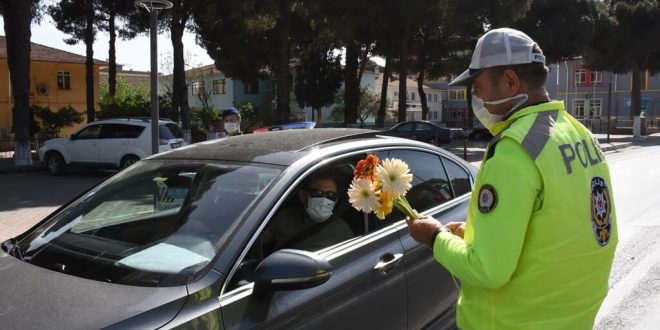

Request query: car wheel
[
  {"left": 46, "top": 152, "right": 66, "bottom": 176},
  {"left": 120, "top": 155, "right": 140, "bottom": 170}
]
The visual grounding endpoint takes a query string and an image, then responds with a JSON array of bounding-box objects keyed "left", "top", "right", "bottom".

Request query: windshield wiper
[{"left": 1, "top": 238, "right": 25, "bottom": 261}]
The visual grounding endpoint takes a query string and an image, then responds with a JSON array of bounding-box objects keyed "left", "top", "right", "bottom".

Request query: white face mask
[
  {"left": 306, "top": 197, "right": 336, "bottom": 223},
  {"left": 471, "top": 93, "right": 528, "bottom": 131},
  {"left": 224, "top": 122, "right": 239, "bottom": 134}
]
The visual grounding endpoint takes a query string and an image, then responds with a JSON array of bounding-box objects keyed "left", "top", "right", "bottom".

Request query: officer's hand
[
  {"left": 406, "top": 215, "right": 441, "bottom": 246},
  {"left": 445, "top": 222, "right": 465, "bottom": 238}
]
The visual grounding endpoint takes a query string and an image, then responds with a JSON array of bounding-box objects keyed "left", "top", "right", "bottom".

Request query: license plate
[{"left": 170, "top": 142, "right": 183, "bottom": 149}]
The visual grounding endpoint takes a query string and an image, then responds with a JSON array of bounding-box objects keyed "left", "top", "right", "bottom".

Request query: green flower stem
[{"left": 394, "top": 196, "right": 419, "bottom": 220}]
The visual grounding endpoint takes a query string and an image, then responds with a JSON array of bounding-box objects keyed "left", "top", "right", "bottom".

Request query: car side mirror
[{"left": 253, "top": 249, "right": 332, "bottom": 298}]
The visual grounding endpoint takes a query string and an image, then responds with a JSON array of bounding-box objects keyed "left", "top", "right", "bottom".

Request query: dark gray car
[{"left": 1, "top": 129, "right": 476, "bottom": 329}]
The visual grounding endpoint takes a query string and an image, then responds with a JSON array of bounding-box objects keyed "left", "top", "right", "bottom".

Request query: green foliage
[
  {"left": 33, "top": 105, "right": 84, "bottom": 138},
  {"left": 233, "top": 101, "right": 263, "bottom": 132},
  {"left": 98, "top": 77, "right": 175, "bottom": 120},
  {"left": 190, "top": 107, "right": 218, "bottom": 131},
  {"left": 294, "top": 47, "right": 343, "bottom": 111}
]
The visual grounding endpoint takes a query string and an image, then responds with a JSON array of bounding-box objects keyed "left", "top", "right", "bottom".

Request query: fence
[{"left": 0, "top": 138, "right": 45, "bottom": 172}]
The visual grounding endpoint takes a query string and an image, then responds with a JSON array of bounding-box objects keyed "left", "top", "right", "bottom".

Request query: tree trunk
[
  {"left": 85, "top": 0, "right": 95, "bottom": 123},
  {"left": 108, "top": 8, "right": 117, "bottom": 97},
  {"left": 171, "top": 7, "right": 190, "bottom": 131},
  {"left": 344, "top": 42, "right": 360, "bottom": 126},
  {"left": 274, "top": 0, "right": 291, "bottom": 124},
  {"left": 397, "top": 18, "right": 411, "bottom": 123},
  {"left": 417, "top": 51, "right": 428, "bottom": 120},
  {"left": 377, "top": 52, "right": 391, "bottom": 128},
  {"left": 357, "top": 43, "right": 372, "bottom": 85},
  {"left": 631, "top": 64, "right": 642, "bottom": 138},
  {"left": 4, "top": 0, "right": 33, "bottom": 166}
]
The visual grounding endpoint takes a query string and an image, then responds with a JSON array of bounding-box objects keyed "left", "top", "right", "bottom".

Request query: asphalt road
[{"left": 594, "top": 135, "right": 660, "bottom": 329}]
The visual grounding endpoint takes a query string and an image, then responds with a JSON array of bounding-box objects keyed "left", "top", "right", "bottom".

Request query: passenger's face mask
[
  {"left": 224, "top": 122, "right": 239, "bottom": 134},
  {"left": 306, "top": 197, "right": 336, "bottom": 223},
  {"left": 471, "top": 93, "right": 528, "bottom": 131}
]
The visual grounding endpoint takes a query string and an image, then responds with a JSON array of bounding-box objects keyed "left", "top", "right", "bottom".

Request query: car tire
[
  {"left": 120, "top": 155, "right": 140, "bottom": 170},
  {"left": 46, "top": 152, "right": 66, "bottom": 176}
]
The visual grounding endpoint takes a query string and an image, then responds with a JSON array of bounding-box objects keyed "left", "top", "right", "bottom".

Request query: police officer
[{"left": 407, "top": 28, "right": 617, "bottom": 329}]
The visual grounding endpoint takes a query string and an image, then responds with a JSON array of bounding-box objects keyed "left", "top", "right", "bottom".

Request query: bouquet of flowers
[{"left": 347, "top": 154, "right": 419, "bottom": 221}]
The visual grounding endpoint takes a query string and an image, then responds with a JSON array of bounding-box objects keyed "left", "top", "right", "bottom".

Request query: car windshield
[
  {"left": 159, "top": 123, "right": 184, "bottom": 139},
  {"left": 15, "top": 160, "right": 281, "bottom": 287}
]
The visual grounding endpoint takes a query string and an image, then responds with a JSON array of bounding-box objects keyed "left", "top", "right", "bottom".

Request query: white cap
[{"left": 449, "top": 28, "right": 546, "bottom": 86}]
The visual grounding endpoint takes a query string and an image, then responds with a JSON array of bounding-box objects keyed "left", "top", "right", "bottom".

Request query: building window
[
  {"left": 449, "top": 89, "right": 466, "bottom": 100},
  {"left": 573, "top": 99, "right": 586, "bottom": 118},
  {"left": 410, "top": 92, "right": 416, "bottom": 101},
  {"left": 434, "top": 94, "right": 438, "bottom": 102},
  {"left": 589, "top": 99, "right": 602, "bottom": 117},
  {"left": 427, "top": 94, "right": 431, "bottom": 102},
  {"left": 57, "top": 71, "right": 71, "bottom": 90},
  {"left": 244, "top": 81, "right": 259, "bottom": 94},
  {"left": 575, "top": 66, "right": 603, "bottom": 87},
  {"left": 575, "top": 68, "right": 586, "bottom": 86},
  {"left": 192, "top": 80, "right": 205, "bottom": 96},
  {"left": 394, "top": 91, "right": 398, "bottom": 97},
  {"left": 213, "top": 79, "right": 226, "bottom": 94}
]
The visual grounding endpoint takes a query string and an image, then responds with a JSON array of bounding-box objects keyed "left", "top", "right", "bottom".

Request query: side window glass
[
  {"left": 442, "top": 157, "right": 472, "bottom": 197},
  {"left": 76, "top": 125, "right": 101, "bottom": 140},
  {"left": 376, "top": 150, "right": 451, "bottom": 223},
  {"left": 99, "top": 124, "right": 121, "bottom": 139},
  {"left": 126, "top": 125, "right": 145, "bottom": 138}
]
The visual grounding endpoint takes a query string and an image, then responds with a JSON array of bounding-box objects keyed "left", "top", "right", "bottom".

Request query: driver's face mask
[{"left": 306, "top": 197, "right": 336, "bottom": 223}]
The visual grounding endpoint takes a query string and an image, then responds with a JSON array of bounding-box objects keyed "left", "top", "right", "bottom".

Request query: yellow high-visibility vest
[{"left": 434, "top": 101, "right": 618, "bottom": 329}]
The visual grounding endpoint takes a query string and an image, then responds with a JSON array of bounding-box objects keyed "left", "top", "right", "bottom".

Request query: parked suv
[{"left": 39, "top": 118, "right": 186, "bottom": 175}]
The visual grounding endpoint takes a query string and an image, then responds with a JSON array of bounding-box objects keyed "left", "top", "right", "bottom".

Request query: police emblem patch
[
  {"left": 478, "top": 184, "right": 497, "bottom": 213},
  {"left": 591, "top": 177, "right": 612, "bottom": 246}
]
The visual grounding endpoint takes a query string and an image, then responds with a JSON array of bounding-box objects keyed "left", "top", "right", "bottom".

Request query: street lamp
[{"left": 135, "top": 0, "right": 173, "bottom": 155}]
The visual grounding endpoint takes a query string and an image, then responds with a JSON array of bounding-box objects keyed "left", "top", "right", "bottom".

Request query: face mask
[
  {"left": 471, "top": 94, "right": 528, "bottom": 131},
  {"left": 306, "top": 197, "right": 336, "bottom": 223},
  {"left": 224, "top": 122, "right": 239, "bottom": 134}
]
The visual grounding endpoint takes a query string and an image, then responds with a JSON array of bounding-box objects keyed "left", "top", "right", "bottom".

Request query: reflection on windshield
[{"left": 17, "top": 160, "right": 281, "bottom": 287}]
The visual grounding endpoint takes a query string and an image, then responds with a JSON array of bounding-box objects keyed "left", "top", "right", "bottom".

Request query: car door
[
  {"left": 98, "top": 124, "right": 130, "bottom": 165},
  {"left": 67, "top": 124, "right": 101, "bottom": 163},
  {"left": 376, "top": 149, "right": 472, "bottom": 329},
  {"left": 219, "top": 156, "right": 408, "bottom": 330}
]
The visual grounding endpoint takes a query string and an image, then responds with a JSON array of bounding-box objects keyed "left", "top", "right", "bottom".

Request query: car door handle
[{"left": 373, "top": 253, "right": 403, "bottom": 276}]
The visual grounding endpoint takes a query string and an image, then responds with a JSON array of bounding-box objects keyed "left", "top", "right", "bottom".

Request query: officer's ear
[{"left": 502, "top": 69, "right": 522, "bottom": 96}]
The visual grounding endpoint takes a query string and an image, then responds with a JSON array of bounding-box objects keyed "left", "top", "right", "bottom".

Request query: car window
[
  {"left": 416, "top": 123, "right": 431, "bottom": 131},
  {"left": 396, "top": 123, "right": 414, "bottom": 132},
  {"left": 442, "top": 157, "right": 472, "bottom": 197},
  {"left": 16, "top": 160, "right": 282, "bottom": 287},
  {"left": 75, "top": 125, "right": 101, "bottom": 140},
  {"left": 159, "top": 123, "right": 184, "bottom": 140},
  {"left": 376, "top": 149, "right": 452, "bottom": 223},
  {"left": 99, "top": 124, "right": 142, "bottom": 139}
]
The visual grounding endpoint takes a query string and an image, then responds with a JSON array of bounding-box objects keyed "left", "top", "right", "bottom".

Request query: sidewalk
[{"left": 446, "top": 133, "right": 640, "bottom": 168}]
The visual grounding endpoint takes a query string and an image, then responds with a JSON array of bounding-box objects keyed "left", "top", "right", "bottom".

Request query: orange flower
[{"left": 354, "top": 154, "right": 380, "bottom": 180}]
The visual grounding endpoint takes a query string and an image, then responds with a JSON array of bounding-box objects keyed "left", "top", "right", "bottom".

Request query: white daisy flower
[
  {"left": 376, "top": 158, "right": 413, "bottom": 197},
  {"left": 348, "top": 177, "right": 381, "bottom": 213}
]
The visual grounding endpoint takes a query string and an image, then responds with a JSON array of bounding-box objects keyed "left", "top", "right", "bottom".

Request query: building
[
  {"left": 184, "top": 64, "right": 270, "bottom": 111},
  {"left": 547, "top": 58, "right": 660, "bottom": 134},
  {"left": 376, "top": 75, "right": 445, "bottom": 123},
  {"left": 99, "top": 65, "right": 150, "bottom": 88},
  {"left": 0, "top": 36, "right": 105, "bottom": 138}
]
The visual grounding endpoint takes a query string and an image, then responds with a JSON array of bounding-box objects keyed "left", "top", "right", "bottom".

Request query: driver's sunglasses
[{"left": 307, "top": 189, "right": 338, "bottom": 201}]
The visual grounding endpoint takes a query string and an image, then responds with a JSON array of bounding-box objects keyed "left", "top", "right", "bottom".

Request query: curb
[{"left": 600, "top": 142, "right": 633, "bottom": 152}]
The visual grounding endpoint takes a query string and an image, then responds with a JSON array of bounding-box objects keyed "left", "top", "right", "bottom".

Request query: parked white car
[{"left": 39, "top": 118, "right": 186, "bottom": 175}]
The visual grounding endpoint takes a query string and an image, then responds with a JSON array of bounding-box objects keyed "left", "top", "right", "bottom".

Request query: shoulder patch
[
  {"left": 478, "top": 184, "right": 497, "bottom": 213},
  {"left": 591, "top": 177, "right": 612, "bottom": 246}
]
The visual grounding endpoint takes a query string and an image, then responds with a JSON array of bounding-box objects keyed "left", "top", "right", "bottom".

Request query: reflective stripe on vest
[{"left": 521, "top": 110, "right": 559, "bottom": 160}]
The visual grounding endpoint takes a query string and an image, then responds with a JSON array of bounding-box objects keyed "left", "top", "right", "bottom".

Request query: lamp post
[{"left": 135, "top": 0, "right": 173, "bottom": 155}]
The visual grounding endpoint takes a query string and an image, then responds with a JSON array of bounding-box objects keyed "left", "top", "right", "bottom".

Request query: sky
[{"left": 0, "top": 15, "right": 214, "bottom": 73}]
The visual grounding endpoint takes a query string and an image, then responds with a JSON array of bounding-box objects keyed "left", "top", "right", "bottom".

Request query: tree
[
  {"left": 584, "top": 0, "right": 660, "bottom": 138},
  {"left": 331, "top": 88, "right": 390, "bottom": 127},
  {"left": 49, "top": 0, "right": 98, "bottom": 123},
  {"left": 514, "top": 0, "right": 599, "bottom": 64},
  {"left": 97, "top": 0, "right": 138, "bottom": 97},
  {"left": 193, "top": 0, "right": 305, "bottom": 125},
  {"left": 294, "top": 44, "right": 343, "bottom": 127},
  {"left": 1, "top": 0, "right": 42, "bottom": 166}
]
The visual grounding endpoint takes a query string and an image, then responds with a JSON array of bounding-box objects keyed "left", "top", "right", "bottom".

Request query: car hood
[{"left": 0, "top": 252, "right": 188, "bottom": 329}]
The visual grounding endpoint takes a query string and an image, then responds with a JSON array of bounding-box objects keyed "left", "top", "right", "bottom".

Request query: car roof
[
  {"left": 92, "top": 118, "right": 176, "bottom": 125},
  {"left": 148, "top": 128, "right": 393, "bottom": 166}
]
